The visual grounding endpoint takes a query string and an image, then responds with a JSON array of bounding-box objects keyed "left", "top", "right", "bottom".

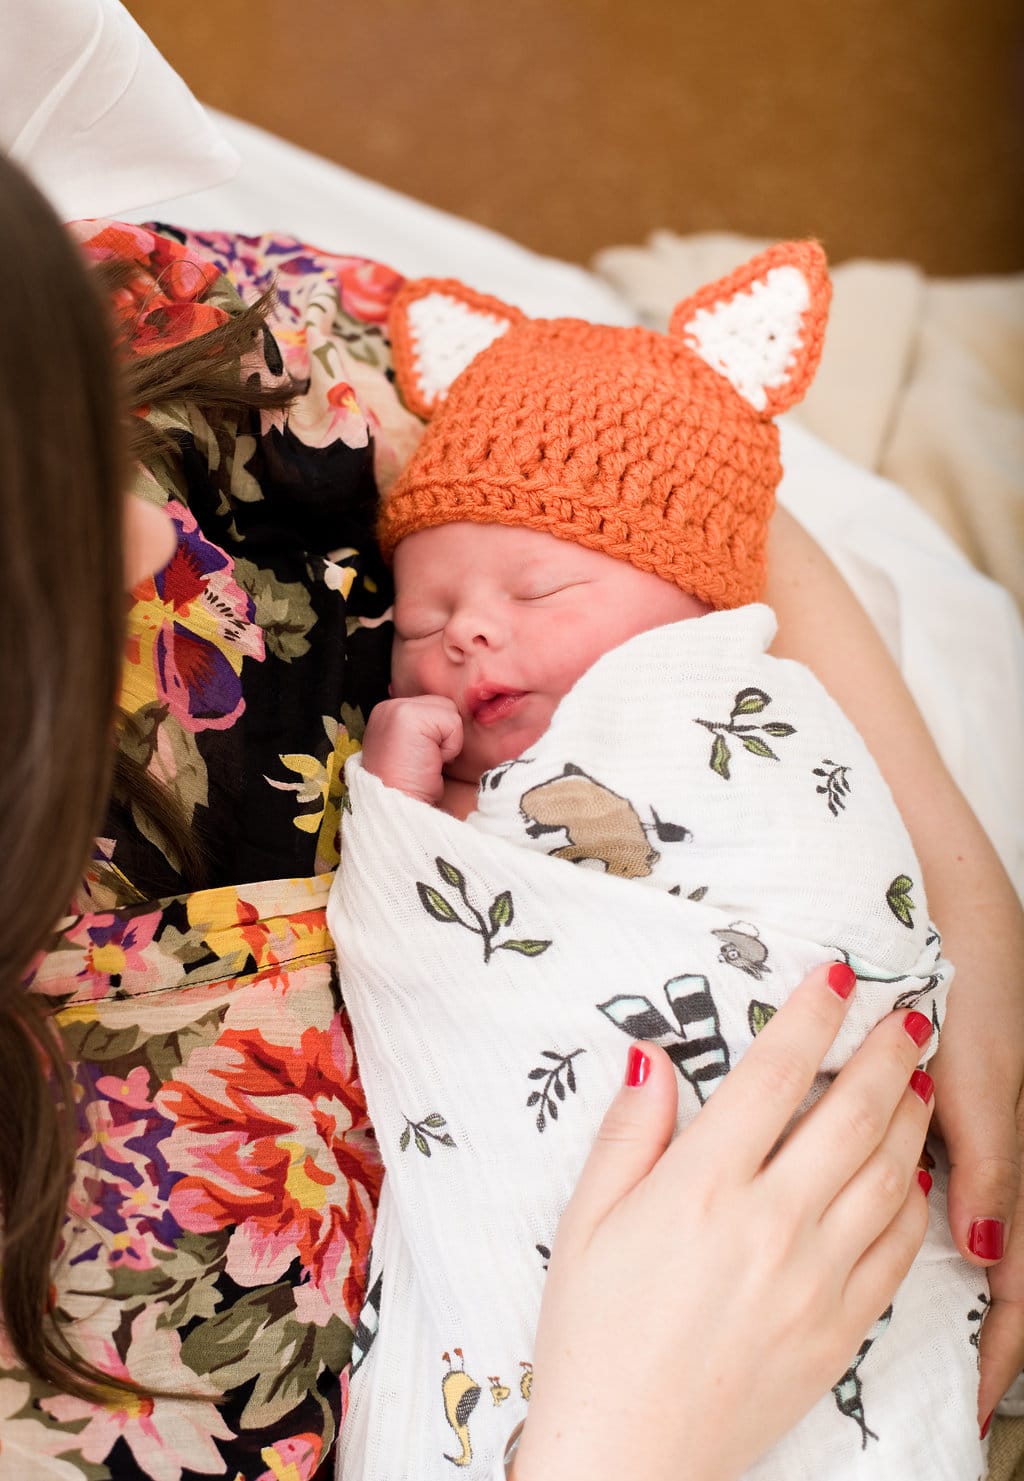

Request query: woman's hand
[
  {"left": 766, "top": 503, "right": 1024, "bottom": 1421},
  {"left": 511, "top": 963, "right": 933, "bottom": 1481},
  {"left": 929, "top": 935, "right": 1024, "bottom": 1430}
]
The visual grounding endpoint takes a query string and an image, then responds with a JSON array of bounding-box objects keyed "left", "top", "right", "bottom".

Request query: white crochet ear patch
[
  {"left": 389, "top": 279, "right": 524, "bottom": 418},
  {"left": 669, "top": 241, "right": 831, "bottom": 419},
  {"left": 407, "top": 293, "right": 513, "bottom": 406},
  {"left": 682, "top": 266, "right": 809, "bottom": 413}
]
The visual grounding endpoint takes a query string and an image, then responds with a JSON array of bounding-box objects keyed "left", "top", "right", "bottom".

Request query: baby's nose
[{"left": 444, "top": 605, "right": 500, "bottom": 656}]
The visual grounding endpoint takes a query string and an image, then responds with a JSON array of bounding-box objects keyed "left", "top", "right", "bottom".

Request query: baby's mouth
[{"left": 466, "top": 686, "right": 528, "bottom": 726}]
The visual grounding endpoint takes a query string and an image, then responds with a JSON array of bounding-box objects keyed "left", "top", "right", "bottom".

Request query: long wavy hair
[{"left": 0, "top": 151, "right": 291, "bottom": 1397}]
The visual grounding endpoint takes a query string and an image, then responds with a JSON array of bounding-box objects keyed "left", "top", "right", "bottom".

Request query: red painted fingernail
[
  {"left": 827, "top": 962, "right": 856, "bottom": 999},
  {"left": 980, "top": 1410, "right": 993, "bottom": 1440},
  {"left": 625, "top": 1046, "right": 650, "bottom": 1087},
  {"left": 968, "top": 1218, "right": 1005, "bottom": 1261},
  {"left": 909, "top": 1069, "right": 934, "bottom": 1104},
  {"left": 916, "top": 1168, "right": 932, "bottom": 1196},
  {"left": 903, "top": 1011, "right": 932, "bottom": 1048}
]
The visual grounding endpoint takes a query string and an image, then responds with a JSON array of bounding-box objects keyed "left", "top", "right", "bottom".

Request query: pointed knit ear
[
  {"left": 388, "top": 278, "right": 526, "bottom": 419},
  {"left": 668, "top": 241, "right": 831, "bottom": 418}
]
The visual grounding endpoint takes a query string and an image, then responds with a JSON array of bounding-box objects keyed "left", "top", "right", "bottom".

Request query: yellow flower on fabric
[{"left": 266, "top": 715, "right": 361, "bottom": 872}]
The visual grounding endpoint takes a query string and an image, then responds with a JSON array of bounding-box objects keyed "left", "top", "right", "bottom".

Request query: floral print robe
[{"left": 11, "top": 222, "right": 423, "bottom": 1480}]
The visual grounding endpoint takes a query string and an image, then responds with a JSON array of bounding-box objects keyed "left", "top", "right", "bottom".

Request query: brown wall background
[{"left": 126, "top": 0, "right": 1023, "bottom": 276}]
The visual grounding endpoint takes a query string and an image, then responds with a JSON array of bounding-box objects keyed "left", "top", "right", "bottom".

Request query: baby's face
[{"left": 391, "top": 522, "right": 709, "bottom": 785}]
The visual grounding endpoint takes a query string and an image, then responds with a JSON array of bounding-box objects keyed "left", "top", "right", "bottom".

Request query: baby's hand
[{"left": 361, "top": 695, "right": 464, "bottom": 807}]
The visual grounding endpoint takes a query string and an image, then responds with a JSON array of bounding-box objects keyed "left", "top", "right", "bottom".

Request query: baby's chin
[{"left": 447, "top": 718, "right": 549, "bottom": 788}]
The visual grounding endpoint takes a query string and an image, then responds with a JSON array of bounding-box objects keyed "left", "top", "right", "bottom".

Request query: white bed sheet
[{"left": 121, "top": 109, "right": 1024, "bottom": 891}]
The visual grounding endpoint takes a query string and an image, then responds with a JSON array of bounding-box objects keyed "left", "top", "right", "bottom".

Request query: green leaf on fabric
[
  {"left": 740, "top": 735, "right": 778, "bottom": 760},
  {"left": 240, "top": 1313, "right": 353, "bottom": 1430},
  {"left": 496, "top": 938, "right": 551, "bottom": 957},
  {"left": 762, "top": 722, "right": 796, "bottom": 737},
  {"left": 399, "top": 1125, "right": 410, "bottom": 1152},
  {"left": 748, "top": 1000, "right": 777, "bottom": 1036},
  {"left": 489, "top": 891, "right": 514, "bottom": 931},
  {"left": 180, "top": 1284, "right": 296, "bottom": 1384},
  {"left": 417, "top": 883, "right": 459, "bottom": 923},
  {"left": 886, "top": 875, "right": 916, "bottom": 929},
  {"left": 436, "top": 857, "right": 466, "bottom": 889},
  {"left": 731, "top": 687, "right": 770, "bottom": 716},
  {"left": 233, "top": 557, "right": 317, "bottom": 663},
  {"left": 710, "top": 733, "right": 731, "bottom": 779}
]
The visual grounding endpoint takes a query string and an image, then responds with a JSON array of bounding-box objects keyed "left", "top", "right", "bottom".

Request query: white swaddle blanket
[{"left": 330, "top": 605, "right": 985, "bottom": 1480}]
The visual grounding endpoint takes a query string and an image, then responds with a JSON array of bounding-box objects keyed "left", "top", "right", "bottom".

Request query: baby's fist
[{"left": 361, "top": 695, "right": 464, "bottom": 806}]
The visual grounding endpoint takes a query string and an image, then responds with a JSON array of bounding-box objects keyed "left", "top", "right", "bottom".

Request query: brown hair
[
  {"left": 0, "top": 152, "right": 127, "bottom": 1396},
  {"left": 0, "top": 154, "right": 293, "bottom": 1397}
]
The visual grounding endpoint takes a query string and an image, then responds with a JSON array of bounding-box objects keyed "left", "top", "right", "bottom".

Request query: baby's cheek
[{"left": 390, "top": 644, "right": 424, "bottom": 698}]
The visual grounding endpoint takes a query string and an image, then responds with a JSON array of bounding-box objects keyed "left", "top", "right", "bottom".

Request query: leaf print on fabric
[
  {"left": 122, "top": 500, "right": 265, "bottom": 734},
  {"left": 885, "top": 875, "right": 917, "bottom": 929},
  {"left": 400, "top": 1113, "right": 457, "bottom": 1156},
  {"left": 526, "top": 1049, "right": 585, "bottom": 1133},
  {"left": 747, "top": 1000, "right": 777, "bottom": 1036},
  {"left": 968, "top": 1292, "right": 991, "bottom": 1352},
  {"left": 812, "top": 758, "right": 853, "bottom": 816},
  {"left": 118, "top": 702, "right": 209, "bottom": 836},
  {"left": 233, "top": 557, "right": 319, "bottom": 663},
  {"left": 694, "top": 687, "right": 796, "bottom": 780},
  {"left": 415, "top": 858, "right": 552, "bottom": 963}
]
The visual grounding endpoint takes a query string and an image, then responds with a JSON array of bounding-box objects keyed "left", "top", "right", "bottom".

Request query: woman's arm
[
  {"left": 511, "top": 965, "right": 933, "bottom": 1481},
  {"left": 765, "top": 504, "right": 1024, "bottom": 1420}
]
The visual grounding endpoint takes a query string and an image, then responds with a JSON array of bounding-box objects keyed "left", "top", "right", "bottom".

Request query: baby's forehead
[{"left": 393, "top": 521, "right": 595, "bottom": 587}]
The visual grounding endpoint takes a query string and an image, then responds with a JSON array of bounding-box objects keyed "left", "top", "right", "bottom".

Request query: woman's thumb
[{"left": 558, "top": 1043, "right": 679, "bottom": 1240}]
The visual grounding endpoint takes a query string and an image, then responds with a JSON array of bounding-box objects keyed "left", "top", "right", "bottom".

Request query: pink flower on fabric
[
  {"left": 62, "top": 909, "right": 165, "bottom": 996},
  {"left": 335, "top": 258, "right": 404, "bottom": 325},
  {"left": 124, "top": 501, "right": 264, "bottom": 733},
  {"left": 42, "top": 1307, "right": 231, "bottom": 1481},
  {"left": 157, "top": 1010, "right": 381, "bottom": 1325}
]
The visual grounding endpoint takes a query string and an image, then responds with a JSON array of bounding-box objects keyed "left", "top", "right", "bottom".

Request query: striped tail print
[
  {"left": 597, "top": 973, "right": 730, "bottom": 1108},
  {"left": 662, "top": 974, "right": 730, "bottom": 1103}
]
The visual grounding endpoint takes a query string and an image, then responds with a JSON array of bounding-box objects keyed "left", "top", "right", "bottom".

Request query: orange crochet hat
[{"left": 381, "top": 241, "right": 831, "bottom": 609}]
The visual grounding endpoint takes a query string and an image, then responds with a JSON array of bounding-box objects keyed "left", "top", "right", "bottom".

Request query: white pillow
[{"left": 0, "top": 0, "right": 239, "bottom": 221}]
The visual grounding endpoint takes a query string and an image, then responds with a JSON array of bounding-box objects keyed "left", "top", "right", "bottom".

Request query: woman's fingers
[
  {"left": 819, "top": 1074, "right": 933, "bottom": 1269},
  {"left": 934, "top": 1043, "right": 1021, "bottom": 1270},
  {"left": 556, "top": 1043, "right": 679, "bottom": 1242},
  {"left": 684, "top": 960, "right": 856, "bottom": 1182},
  {"left": 769, "top": 1008, "right": 934, "bottom": 1221},
  {"left": 977, "top": 1274, "right": 1024, "bottom": 1428},
  {"left": 840, "top": 1173, "right": 931, "bottom": 1335}
]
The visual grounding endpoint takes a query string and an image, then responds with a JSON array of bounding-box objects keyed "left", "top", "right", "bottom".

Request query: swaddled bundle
[{"left": 329, "top": 245, "right": 985, "bottom": 1479}]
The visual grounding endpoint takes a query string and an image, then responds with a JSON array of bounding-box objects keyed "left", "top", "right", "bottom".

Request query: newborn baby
[{"left": 330, "top": 244, "right": 984, "bottom": 1480}]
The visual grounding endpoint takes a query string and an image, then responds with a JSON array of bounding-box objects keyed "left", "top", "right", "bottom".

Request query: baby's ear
[
  {"left": 668, "top": 241, "right": 831, "bottom": 418},
  {"left": 388, "top": 278, "right": 525, "bottom": 419}
]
